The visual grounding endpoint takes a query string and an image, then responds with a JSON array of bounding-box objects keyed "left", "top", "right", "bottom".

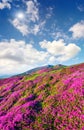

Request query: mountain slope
[
  {"left": 0, "top": 63, "right": 84, "bottom": 130},
  {"left": 16, "top": 65, "right": 54, "bottom": 76},
  {"left": 16, "top": 64, "right": 65, "bottom": 77}
]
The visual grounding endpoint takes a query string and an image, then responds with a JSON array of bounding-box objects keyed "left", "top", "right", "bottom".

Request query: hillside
[{"left": 0, "top": 63, "right": 84, "bottom": 130}]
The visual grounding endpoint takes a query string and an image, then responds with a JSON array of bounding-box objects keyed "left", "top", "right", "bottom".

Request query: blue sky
[{"left": 0, "top": 0, "right": 84, "bottom": 75}]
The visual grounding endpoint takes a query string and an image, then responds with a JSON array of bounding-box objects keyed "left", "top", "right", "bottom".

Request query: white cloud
[
  {"left": 0, "top": 0, "right": 11, "bottom": 9},
  {"left": 26, "top": 0, "right": 39, "bottom": 22},
  {"left": 0, "top": 39, "right": 48, "bottom": 75},
  {"left": 32, "top": 21, "right": 46, "bottom": 35},
  {"left": 10, "top": 18, "right": 45, "bottom": 36},
  {"left": 0, "top": 39, "right": 81, "bottom": 75},
  {"left": 32, "top": 24, "right": 40, "bottom": 35},
  {"left": 10, "top": 18, "right": 29, "bottom": 36},
  {"left": 40, "top": 39, "right": 81, "bottom": 62},
  {"left": 46, "top": 7, "right": 53, "bottom": 19},
  {"left": 51, "top": 31, "right": 69, "bottom": 40},
  {"left": 10, "top": 0, "right": 45, "bottom": 36},
  {"left": 69, "top": 20, "right": 84, "bottom": 38}
]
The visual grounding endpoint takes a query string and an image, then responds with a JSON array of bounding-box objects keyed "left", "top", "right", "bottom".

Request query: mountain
[
  {"left": 0, "top": 75, "right": 11, "bottom": 79},
  {"left": 18, "top": 65, "right": 54, "bottom": 76},
  {"left": 14, "top": 64, "right": 65, "bottom": 77},
  {"left": 0, "top": 64, "right": 65, "bottom": 79},
  {"left": 0, "top": 63, "right": 84, "bottom": 130}
]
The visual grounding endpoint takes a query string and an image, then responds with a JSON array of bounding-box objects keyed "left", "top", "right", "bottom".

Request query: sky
[{"left": 0, "top": 0, "right": 84, "bottom": 75}]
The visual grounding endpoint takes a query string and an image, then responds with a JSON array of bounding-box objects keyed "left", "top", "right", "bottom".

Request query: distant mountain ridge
[
  {"left": 15, "top": 64, "right": 65, "bottom": 77},
  {"left": 22, "top": 65, "right": 54, "bottom": 74},
  {"left": 0, "top": 75, "right": 10, "bottom": 79},
  {"left": 0, "top": 64, "right": 65, "bottom": 79}
]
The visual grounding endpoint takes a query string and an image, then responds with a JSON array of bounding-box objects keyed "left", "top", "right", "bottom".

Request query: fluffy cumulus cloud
[
  {"left": 0, "top": 0, "right": 12, "bottom": 9},
  {"left": 69, "top": 20, "right": 84, "bottom": 38},
  {"left": 40, "top": 39, "right": 81, "bottom": 62},
  {"left": 0, "top": 39, "right": 81, "bottom": 75},
  {"left": 0, "top": 39, "right": 48, "bottom": 75},
  {"left": 10, "top": 0, "right": 45, "bottom": 36}
]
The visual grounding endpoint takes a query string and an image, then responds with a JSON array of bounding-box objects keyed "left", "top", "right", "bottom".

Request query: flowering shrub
[{"left": 0, "top": 63, "right": 84, "bottom": 129}]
